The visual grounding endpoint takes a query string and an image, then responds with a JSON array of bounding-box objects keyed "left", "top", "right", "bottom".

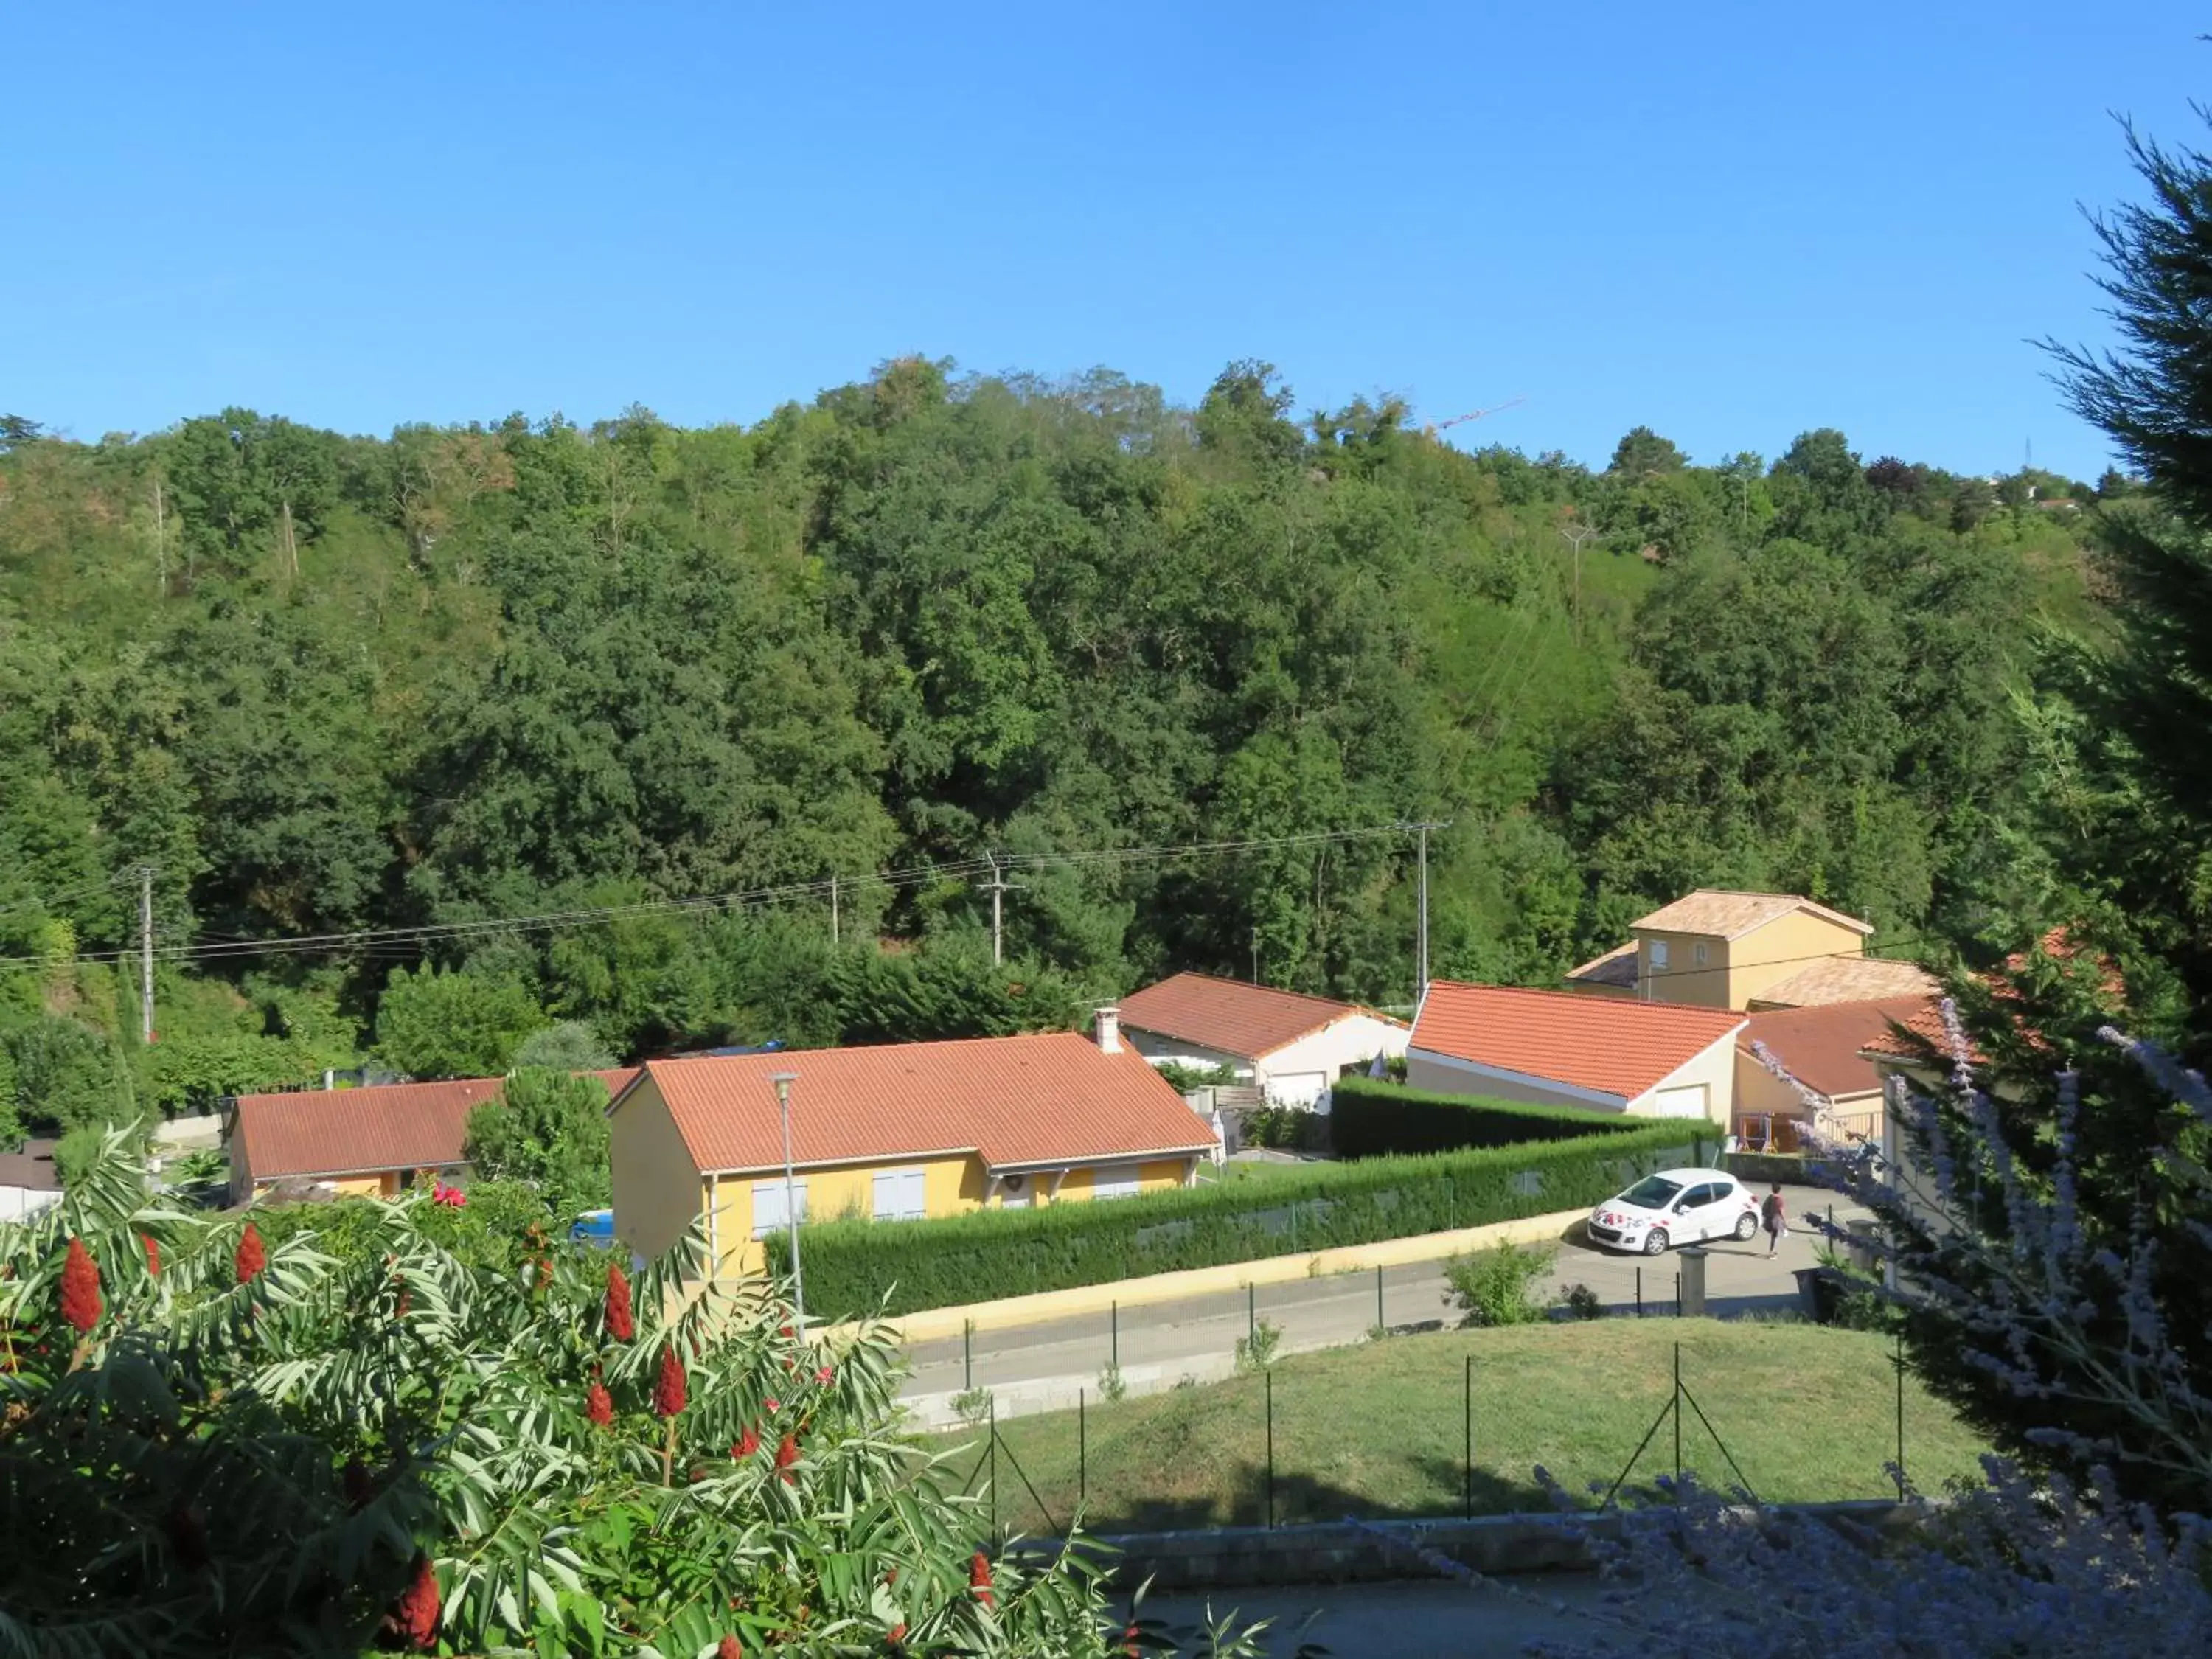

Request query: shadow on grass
[{"left": 959, "top": 1446, "right": 1570, "bottom": 1537}]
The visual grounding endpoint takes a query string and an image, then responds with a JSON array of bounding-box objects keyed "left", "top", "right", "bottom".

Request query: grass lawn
[
  {"left": 1193, "top": 1157, "right": 1332, "bottom": 1188},
  {"left": 923, "top": 1320, "right": 1987, "bottom": 1535}
]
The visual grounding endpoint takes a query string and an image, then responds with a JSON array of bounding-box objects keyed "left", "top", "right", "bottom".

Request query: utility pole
[
  {"left": 1402, "top": 821, "right": 1450, "bottom": 999},
  {"left": 979, "top": 858, "right": 1023, "bottom": 967},
  {"left": 1251, "top": 925, "right": 1260, "bottom": 985},
  {"left": 1559, "top": 524, "right": 1599, "bottom": 639},
  {"left": 830, "top": 874, "right": 840, "bottom": 946},
  {"left": 137, "top": 865, "right": 155, "bottom": 1046}
]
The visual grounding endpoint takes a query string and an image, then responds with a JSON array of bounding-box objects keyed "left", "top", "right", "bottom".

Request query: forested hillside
[{"left": 0, "top": 361, "right": 2106, "bottom": 1144}]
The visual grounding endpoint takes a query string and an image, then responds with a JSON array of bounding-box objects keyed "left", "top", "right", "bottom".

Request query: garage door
[{"left": 1652, "top": 1084, "right": 1710, "bottom": 1119}]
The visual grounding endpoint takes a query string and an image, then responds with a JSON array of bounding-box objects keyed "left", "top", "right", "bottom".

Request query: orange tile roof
[
  {"left": 1632, "top": 890, "right": 1873, "bottom": 941},
  {"left": 1565, "top": 942, "right": 1639, "bottom": 989},
  {"left": 234, "top": 1069, "right": 639, "bottom": 1183},
  {"left": 1116, "top": 971, "right": 1402, "bottom": 1060},
  {"left": 1411, "top": 981, "right": 1745, "bottom": 1102},
  {"left": 1740, "top": 998, "right": 1930, "bottom": 1099},
  {"left": 627, "top": 1032, "right": 1217, "bottom": 1175},
  {"left": 1751, "top": 956, "right": 1941, "bottom": 1008},
  {"left": 1860, "top": 928, "right": 2124, "bottom": 1066}
]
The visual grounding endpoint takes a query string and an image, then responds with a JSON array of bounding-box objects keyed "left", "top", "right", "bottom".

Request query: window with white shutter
[
  {"left": 1091, "top": 1163, "right": 1141, "bottom": 1201},
  {"left": 751, "top": 1179, "right": 809, "bottom": 1239},
  {"left": 872, "top": 1167, "right": 927, "bottom": 1222}
]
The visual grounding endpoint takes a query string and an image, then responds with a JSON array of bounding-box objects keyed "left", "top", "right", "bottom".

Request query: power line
[
  {"left": 0, "top": 824, "right": 1427, "bottom": 974},
  {"left": 0, "top": 869, "right": 137, "bottom": 919}
]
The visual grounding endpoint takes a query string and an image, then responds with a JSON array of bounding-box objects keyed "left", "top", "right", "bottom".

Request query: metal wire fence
[{"left": 938, "top": 1329, "right": 1927, "bottom": 1543}]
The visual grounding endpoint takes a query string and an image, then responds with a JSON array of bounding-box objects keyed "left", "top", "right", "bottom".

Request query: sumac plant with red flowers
[{"left": 0, "top": 1130, "right": 1243, "bottom": 1656}]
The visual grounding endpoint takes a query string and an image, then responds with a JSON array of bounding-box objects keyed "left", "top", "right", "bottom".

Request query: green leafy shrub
[
  {"left": 776, "top": 1121, "right": 1703, "bottom": 1318},
  {"left": 1444, "top": 1239, "right": 1558, "bottom": 1326},
  {"left": 1331, "top": 1074, "right": 1649, "bottom": 1158},
  {"left": 3, "top": 1130, "right": 1184, "bottom": 1655}
]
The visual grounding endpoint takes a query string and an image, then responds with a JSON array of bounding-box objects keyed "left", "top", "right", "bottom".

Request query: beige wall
[
  {"left": 611, "top": 1077, "right": 710, "bottom": 1267},
  {"left": 1725, "top": 911, "right": 1863, "bottom": 1008},
  {"left": 1402, "top": 1051, "right": 1623, "bottom": 1111},
  {"left": 1623, "top": 1033, "right": 1738, "bottom": 1124},
  {"left": 1632, "top": 931, "right": 1733, "bottom": 1008},
  {"left": 703, "top": 1151, "right": 1197, "bottom": 1279}
]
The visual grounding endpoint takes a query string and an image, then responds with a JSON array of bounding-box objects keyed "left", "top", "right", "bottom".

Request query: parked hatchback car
[{"left": 1586, "top": 1168, "right": 1759, "bottom": 1255}]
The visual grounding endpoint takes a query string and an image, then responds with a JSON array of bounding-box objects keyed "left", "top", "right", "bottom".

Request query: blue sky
[{"left": 4, "top": 3, "right": 2202, "bottom": 478}]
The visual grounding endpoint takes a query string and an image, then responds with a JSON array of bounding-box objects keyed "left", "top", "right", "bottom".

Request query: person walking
[{"left": 1761, "top": 1183, "right": 1787, "bottom": 1257}]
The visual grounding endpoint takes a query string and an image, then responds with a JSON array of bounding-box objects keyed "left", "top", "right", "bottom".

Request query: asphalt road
[{"left": 901, "top": 1184, "right": 1862, "bottom": 1401}]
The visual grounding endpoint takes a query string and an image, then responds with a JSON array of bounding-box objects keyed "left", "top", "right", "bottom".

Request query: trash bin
[
  {"left": 1845, "top": 1217, "right": 1880, "bottom": 1276},
  {"left": 1677, "top": 1245, "right": 1710, "bottom": 1317}
]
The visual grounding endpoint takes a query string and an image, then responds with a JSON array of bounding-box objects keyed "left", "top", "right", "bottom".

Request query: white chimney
[{"left": 1094, "top": 1005, "right": 1122, "bottom": 1055}]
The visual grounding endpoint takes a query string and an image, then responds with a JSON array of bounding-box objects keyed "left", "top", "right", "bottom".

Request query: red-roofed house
[
  {"left": 1406, "top": 981, "right": 1745, "bottom": 1124},
  {"left": 1115, "top": 972, "right": 1409, "bottom": 1108},
  {"left": 230, "top": 1068, "right": 639, "bottom": 1202},
  {"left": 1733, "top": 998, "right": 1924, "bottom": 1150},
  {"left": 607, "top": 1013, "right": 1221, "bottom": 1279}
]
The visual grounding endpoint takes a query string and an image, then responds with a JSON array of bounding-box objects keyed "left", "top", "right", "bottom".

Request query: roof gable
[
  {"left": 1631, "top": 890, "right": 1874, "bottom": 942},
  {"left": 234, "top": 1068, "right": 639, "bottom": 1182},
  {"left": 1116, "top": 972, "right": 1401, "bottom": 1059},
  {"left": 1411, "top": 981, "right": 1745, "bottom": 1101},
  {"left": 637, "top": 1032, "right": 1217, "bottom": 1175}
]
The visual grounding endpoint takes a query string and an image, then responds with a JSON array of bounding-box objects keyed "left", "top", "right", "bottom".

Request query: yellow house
[
  {"left": 1565, "top": 890, "right": 1932, "bottom": 1012},
  {"left": 229, "top": 1068, "right": 639, "bottom": 1202},
  {"left": 607, "top": 1014, "right": 1220, "bottom": 1281}
]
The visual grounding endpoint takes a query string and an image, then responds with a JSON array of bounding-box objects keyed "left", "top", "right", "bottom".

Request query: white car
[{"left": 1586, "top": 1168, "right": 1759, "bottom": 1256}]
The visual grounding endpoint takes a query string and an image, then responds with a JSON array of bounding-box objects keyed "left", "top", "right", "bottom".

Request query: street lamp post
[{"left": 770, "top": 1071, "right": 806, "bottom": 1340}]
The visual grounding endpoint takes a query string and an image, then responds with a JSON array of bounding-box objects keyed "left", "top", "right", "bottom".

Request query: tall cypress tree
[{"left": 2047, "top": 116, "right": 2212, "bottom": 1018}]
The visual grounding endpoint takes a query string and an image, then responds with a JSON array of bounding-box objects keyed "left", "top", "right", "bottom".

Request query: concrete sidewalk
[{"left": 900, "top": 1184, "right": 1860, "bottom": 1426}]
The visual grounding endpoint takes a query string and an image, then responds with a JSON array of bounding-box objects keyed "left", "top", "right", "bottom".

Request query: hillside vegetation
[{"left": 0, "top": 366, "right": 2106, "bottom": 1144}]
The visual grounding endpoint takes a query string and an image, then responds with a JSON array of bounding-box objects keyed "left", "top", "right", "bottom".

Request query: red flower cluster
[
  {"left": 58, "top": 1237, "right": 102, "bottom": 1335},
  {"left": 1125, "top": 1621, "right": 1144, "bottom": 1656},
  {"left": 732, "top": 1425, "right": 759, "bottom": 1459},
  {"left": 431, "top": 1180, "right": 465, "bottom": 1208},
  {"left": 887, "top": 1622, "right": 908, "bottom": 1646},
  {"left": 774, "top": 1433, "right": 800, "bottom": 1483},
  {"left": 585, "top": 1380, "right": 614, "bottom": 1427},
  {"left": 141, "top": 1233, "right": 161, "bottom": 1277},
  {"left": 717, "top": 1638, "right": 742, "bottom": 1659},
  {"left": 604, "top": 1264, "right": 634, "bottom": 1342},
  {"left": 970, "top": 1551, "right": 994, "bottom": 1607},
  {"left": 815, "top": 1364, "right": 835, "bottom": 1385},
  {"left": 653, "top": 1342, "right": 686, "bottom": 1418},
  {"left": 234, "top": 1222, "right": 265, "bottom": 1286},
  {"left": 392, "top": 1554, "right": 440, "bottom": 1651}
]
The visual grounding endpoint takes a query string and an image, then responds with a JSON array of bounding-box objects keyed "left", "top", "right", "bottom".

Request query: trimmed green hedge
[
  {"left": 1330, "top": 1075, "right": 1648, "bottom": 1158},
  {"left": 771, "top": 1120, "right": 1711, "bottom": 1320}
]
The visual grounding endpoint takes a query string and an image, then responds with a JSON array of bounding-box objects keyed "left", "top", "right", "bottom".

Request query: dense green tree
[
  {"left": 374, "top": 965, "right": 545, "bottom": 1079},
  {"left": 461, "top": 1066, "right": 613, "bottom": 1217},
  {"left": 510, "top": 1018, "right": 619, "bottom": 1071},
  {"left": 1607, "top": 425, "right": 1688, "bottom": 476},
  {"left": 0, "top": 360, "right": 2100, "bottom": 1060},
  {"left": 2045, "top": 111, "right": 2212, "bottom": 1020}
]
